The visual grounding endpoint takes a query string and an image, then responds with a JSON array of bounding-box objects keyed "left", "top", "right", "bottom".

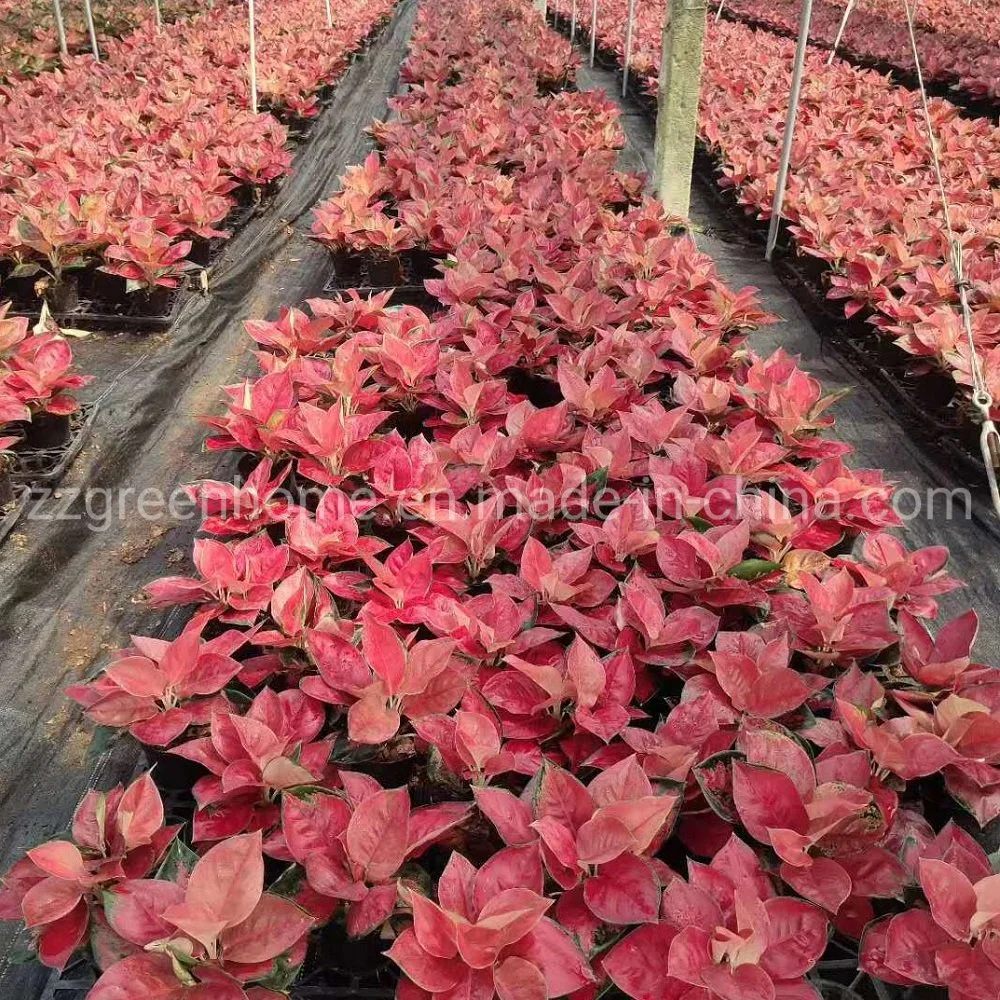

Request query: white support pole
[
  {"left": 622, "top": 0, "right": 636, "bottom": 97},
  {"left": 324, "top": 0, "right": 333, "bottom": 28},
  {"left": 52, "top": 0, "right": 68, "bottom": 56},
  {"left": 827, "top": 0, "right": 855, "bottom": 64},
  {"left": 248, "top": 0, "right": 258, "bottom": 114},
  {"left": 153, "top": 0, "right": 162, "bottom": 28},
  {"left": 764, "top": 0, "right": 814, "bottom": 261},
  {"left": 571, "top": 0, "right": 578, "bottom": 41},
  {"left": 589, "top": 0, "right": 598, "bottom": 66},
  {"left": 83, "top": 0, "right": 100, "bottom": 60},
  {"left": 715, "top": 0, "right": 725, "bottom": 20}
]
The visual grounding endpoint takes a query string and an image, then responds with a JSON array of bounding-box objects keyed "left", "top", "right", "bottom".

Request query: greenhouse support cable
[
  {"left": 83, "top": 0, "right": 100, "bottom": 59},
  {"left": 622, "top": 0, "right": 636, "bottom": 97},
  {"left": 248, "top": 0, "right": 259, "bottom": 114},
  {"left": 901, "top": 0, "right": 1000, "bottom": 515},
  {"left": 589, "top": 0, "right": 598, "bottom": 65},
  {"left": 764, "top": 0, "right": 813, "bottom": 261},
  {"left": 827, "top": 0, "right": 855, "bottom": 63},
  {"left": 52, "top": 0, "right": 68, "bottom": 55}
]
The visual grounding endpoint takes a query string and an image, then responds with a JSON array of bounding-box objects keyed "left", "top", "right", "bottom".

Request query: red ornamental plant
[
  {"left": 861, "top": 826, "right": 1000, "bottom": 998},
  {"left": 277, "top": 776, "right": 472, "bottom": 936},
  {"left": 88, "top": 832, "right": 313, "bottom": 1000},
  {"left": 100, "top": 220, "right": 193, "bottom": 292},
  {"left": 604, "top": 835, "right": 829, "bottom": 1000},
  {"left": 143, "top": 532, "right": 291, "bottom": 626},
  {"left": 723, "top": 726, "right": 904, "bottom": 917},
  {"left": 168, "top": 687, "right": 332, "bottom": 842},
  {"left": 301, "top": 617, "right": 468, "bottom": 744},
  {"left": 66, "top": 623, "right": 247, "bottom": 747},
  {"left": 386, "top": 849, "right": 595, "bottom": 1000},
  {"left": 474, "top": 756, "right": 679, "bottom": 925},
  {"left": 487, "top": 636, "right": 638, "bottom": 744},
  {"left": 0, "top": 773, "right": 177, "bottom": 969}
]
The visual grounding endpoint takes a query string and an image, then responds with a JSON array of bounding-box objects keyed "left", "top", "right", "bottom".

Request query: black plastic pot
[
  {"left": 21, "top": 412, "right": 72, "bottom": 449},
  {"left": 143, "top": 744, "right": 205, "bottom": 793}
]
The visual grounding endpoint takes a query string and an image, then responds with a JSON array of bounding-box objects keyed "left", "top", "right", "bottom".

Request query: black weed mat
[{"left": 0, "top": 3, "right": 419, "bottom": 995}]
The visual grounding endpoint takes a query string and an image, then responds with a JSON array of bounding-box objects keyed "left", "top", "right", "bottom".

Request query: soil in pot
[
  {"left": 367, "top": 253, "right": 405, "bottom": 286},
  {"left": 46, "top": 276, "right": 81, "bottom": 313},
  {"left": 21, "top": 411, "right": 73, "bottom": 449}
]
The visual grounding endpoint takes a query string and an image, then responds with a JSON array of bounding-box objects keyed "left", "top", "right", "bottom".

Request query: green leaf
[
  {"left": 156, "top": 837, "right": 200, "bottom": 884},
  {"left": 10, "top": 262, "right": 41, "bottom": 278},
  {"left": 586, "top": 466, "right": 609, "bottom": 490},
  {"left": 268, "top": 863, "right": 309, "bottom": 900},
  {"left": 684, "top": 515, "right": 713, "bottom": 533},
  {"left": 728, "top": 559, "right": 781, "bottom": 581},
  {"left": 257, "top": 952, "right": 304, "bottom": 992}
]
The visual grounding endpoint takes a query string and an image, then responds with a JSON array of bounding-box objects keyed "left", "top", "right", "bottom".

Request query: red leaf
[
  {"left": 583, "top": 854, "right": 661, "bottom": 926},
  {"left": 221, "top": 893, "right": 313, "bottom": 963},
  {"left": 472, "top": 786, "right": 535, "bottom": 846},
  {"left": 918, "top": 859, "right": 976, "bottom": 942},
  {"left": 346, "top": 786, "right": 410, "bottom": 883},
  {"left": 347, "top": 883, "right": 397, "bottom": 938},
  {"left": 760, "top": 897, "right": 829, "bottom": 979},
  {"left": 732, "top": 763, "right": 809, "bottom": 842},
  {"left": 22, "top": 878, "right": 84, "bottom": 929},
  {"left": 604, "top": 923, "right": 682, "bottom": 1000},
  {"left": 779, "top": 858, "right": 851, "bottom": 914},
  {"left": 37, "top": 899, "right": 88, "bottom": 970},
  {"left": 104, "top": 880, "right": 184, "bottom": 947},
  {"left": 495, "top": 956, "right": 546, "bottom": 1000}
]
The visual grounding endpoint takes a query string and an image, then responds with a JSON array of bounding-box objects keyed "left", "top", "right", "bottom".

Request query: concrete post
[{"left": 653, "top": 0, "right": 707, "bottom": 218}]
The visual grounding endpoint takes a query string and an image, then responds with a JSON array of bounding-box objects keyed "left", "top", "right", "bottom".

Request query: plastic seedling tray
[
  {"left": 9, "top": 402, "right": 99, "bottom": 488},
  {"left": 321, "top": 249, "right": 441, "bottom": 311},
  {"left": 0, "top": 483, "right": 31, "bottom": 546},
  {"left": 8, "top": 286, "right": 187, "bottom": 334}
]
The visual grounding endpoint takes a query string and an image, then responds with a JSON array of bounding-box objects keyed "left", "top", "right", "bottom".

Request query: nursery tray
[
  {"left": 320, "top": 275, "right": 439, "bottom": 310},
  {"left": 0, "top": 484, "right": 31, "bottom": 546},
  {"left": 321, "top": 250, "right": 442, "bottom": 311},
  {"left": 9, "top": 285, "right": 187, "bottom": 334},
  {"left": 9, "top": 402, "right": 99, "bottom": 489}
]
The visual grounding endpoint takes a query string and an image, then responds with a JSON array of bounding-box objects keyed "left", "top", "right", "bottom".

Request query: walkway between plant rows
[
  {"left": 576, "top": 61, "right": 1000, "bottom": 665},
  {"left": 0, "top": 3, "right": 417, "bottom": 995}
]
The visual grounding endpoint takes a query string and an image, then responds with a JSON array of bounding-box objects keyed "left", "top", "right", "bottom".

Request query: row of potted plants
[
  {"left": 553, "top": 0, "right": 1000, "bottom": 437},
  {"left": 0, "top": 0, "right": 398, "bottom": 316},
  {"left": 0, "top": 0, "right": 214, "bottom": 81},
  {"left": 2, "top": 0, "right": 998, "bottom": 998},
  {"left": 0, "top": 306, "right": 89, "bottom": 501},
  {"left": 720, "top": 0, "right": 1000, "bottom": 105}
]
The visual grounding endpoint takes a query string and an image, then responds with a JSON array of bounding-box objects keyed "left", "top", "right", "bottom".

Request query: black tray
[
  {"left": 0, "top": 483, "right": 31, "bottom": 546},
  {"left": 9, "top": 402, "right": 99, "bottom": 488},
  {"left": 9, "top": 286, "right": 187, "bottom": 334},
  {"left": 321, "top": 249, "right": 442, "bottom": 311}
]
